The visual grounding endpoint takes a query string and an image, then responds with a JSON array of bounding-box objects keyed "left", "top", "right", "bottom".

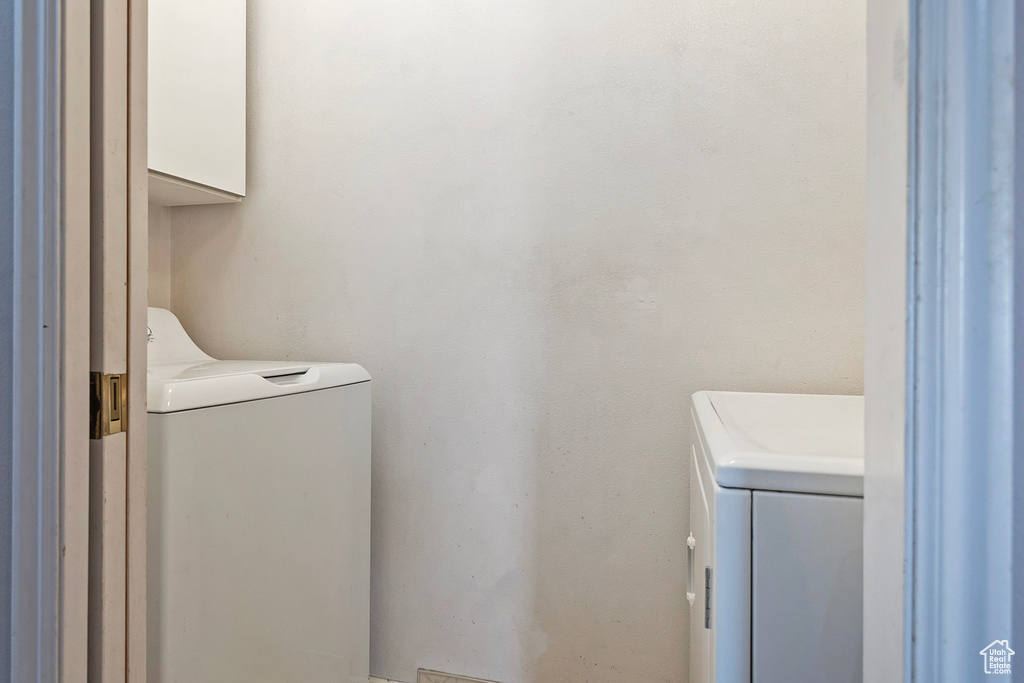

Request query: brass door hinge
[{"left": 90, "top": 372, "right": 127, "bottom": 439}]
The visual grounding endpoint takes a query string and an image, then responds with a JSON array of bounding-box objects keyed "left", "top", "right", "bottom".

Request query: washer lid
[
  {"left": 691, "top": 390, "right": 864, "bottom": 496},
  {"left": 148, "top": 360, "right": 370, "bottom": 413},
  {"left": 147, "top": 308, "right": 370, "bottom": 413}
]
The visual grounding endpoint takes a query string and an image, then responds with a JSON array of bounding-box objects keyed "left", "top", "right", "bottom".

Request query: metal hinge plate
[{"left": 90, "top": 372, "right": 127, "bottom": 439}]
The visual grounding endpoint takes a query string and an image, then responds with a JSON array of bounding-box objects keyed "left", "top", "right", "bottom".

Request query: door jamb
[
  {"left": 7, "top": 0, "right": 90, "bottom": 680},
  {"left": 904, "top": 0, "right": 1019, "bottom": 679}
]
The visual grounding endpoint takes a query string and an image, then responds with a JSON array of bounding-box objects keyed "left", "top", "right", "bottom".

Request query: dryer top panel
[{"left": 692, "top": 391, "right": 864, "bottom": 496}]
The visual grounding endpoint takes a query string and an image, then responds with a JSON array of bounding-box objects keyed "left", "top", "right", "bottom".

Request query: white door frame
[
  {"left": 7, "top": 0, "right": 65, "bottom": 679},
  {"left": 867, "top": 1, "right": 1021, "bottom": 680},
  {"left": 863, "top": 1, "right": 910, "bottom": 680},
  {"left": 63, "top": 0, "right": 93, "bottom": 680},
  {"left": 6, "top": 0, "right": 91, "bottom": 680},
  {"left": 905, "top": 1, "right": 1017, "bottom": 680}
]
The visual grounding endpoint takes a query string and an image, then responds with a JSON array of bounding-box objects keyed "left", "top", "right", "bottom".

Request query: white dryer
[
  {"left": 146, "top": 308, "right": 371, "bottom": 683},
  {"left": 688, "top": 391, "right": 864, "bottom": 683}
]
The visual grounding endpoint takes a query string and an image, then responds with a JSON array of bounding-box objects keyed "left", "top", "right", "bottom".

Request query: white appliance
[
  {"left": 688, "top": 391, "right": 864, "bottom": 683},
  {"left": 146, "top": 307, "right": 371, "bottom": 683}
]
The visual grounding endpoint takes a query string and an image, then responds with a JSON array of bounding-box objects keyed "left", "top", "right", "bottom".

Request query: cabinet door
[
  {"left": 148, "top": 0, "right": 245, "bottom": 195},
  {"left": 752, "top": 491, "right": 863, "bottom": 683}
]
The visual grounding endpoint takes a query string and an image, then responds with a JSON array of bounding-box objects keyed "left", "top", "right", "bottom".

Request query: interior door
[{"left": 89, "top": 0, "right": 148, "bottom": 679}]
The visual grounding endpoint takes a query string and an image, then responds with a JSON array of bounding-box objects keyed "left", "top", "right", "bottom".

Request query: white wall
[
  {"left": 863, "top": 0, "right": 908, "bottom": 680},
  {"left": 148, "top": 204, "right": 172, "bottom": 309},
  {"left": 154, "top": 0, "right": 866, "bottom": 680}
]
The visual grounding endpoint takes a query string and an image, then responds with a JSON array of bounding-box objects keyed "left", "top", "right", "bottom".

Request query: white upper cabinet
[{"left": 148, "top": 0, "right": 246, "bottom": 205}]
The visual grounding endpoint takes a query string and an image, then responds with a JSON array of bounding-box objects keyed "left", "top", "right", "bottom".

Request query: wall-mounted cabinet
[{"left": 149, "top": 0, "right": 246, "bottom": 206}]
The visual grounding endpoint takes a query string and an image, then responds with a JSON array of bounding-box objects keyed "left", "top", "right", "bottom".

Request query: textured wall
[{"left": 159, "top": 0, "right": 866, "bottom": 680}]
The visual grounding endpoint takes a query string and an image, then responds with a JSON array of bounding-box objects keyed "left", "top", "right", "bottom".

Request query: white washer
[
  {"left": 688, "top": 391, "right": 864, "bottom": 683},
  {"left": 146, "top": 307, "right": 371, "bottom": 683}
]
